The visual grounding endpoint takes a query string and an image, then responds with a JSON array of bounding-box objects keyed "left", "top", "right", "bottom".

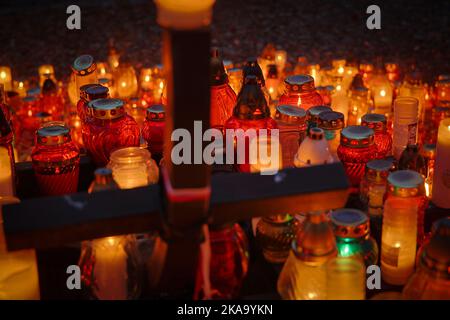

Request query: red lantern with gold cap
[
  {"left": 337, "top": 125, "right": 377, "bottom": 188},
  {"left": 210, "top": 48, "right": 236, "bottom": 131},
  {"left": 31, "top": 122, "right": 80, "bottom": 196},
  {"left": 224, "top": 75, "right": 278, "bottom": 173},
  {"left": 361, "top": 113, "right": 392, "bottom": 159},
  {"left": 278, "top": 75, "right": 323, "bottom": 110},
  {"left": 142, "top": 104, "right": 165, "bottom": 158},
  {"left": 83, "top": 98, "right": 140, "bottom": 166}
]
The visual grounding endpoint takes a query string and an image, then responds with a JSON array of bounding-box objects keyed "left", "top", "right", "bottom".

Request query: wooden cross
[{"left": 2, "top": 24, "right": 350, "bottom": 299}]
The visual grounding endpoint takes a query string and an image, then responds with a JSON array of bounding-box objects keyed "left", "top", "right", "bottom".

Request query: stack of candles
[{"left": 0, "top": 33, "right": 449, "bottom": 300}]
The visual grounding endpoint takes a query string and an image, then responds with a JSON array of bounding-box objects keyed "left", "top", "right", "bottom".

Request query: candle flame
[
  {"left": 338, "top": 67, "right": 344, "bottom": 74},
  {"left": 380, "top": 89, "right": 386, "bottom": 97},
  {"left": 144, "top": 75, "right": 151, "bottom": 82},
  {"left": 269, "top": 87, "right": 274, "bottom": 94},
  {"left": 0, "top": 71, "right": 6, "bottom": 79},
  {"left": 159, "top": 81, "right": 164, "bottom": 89},
  {"left": 425, "top": 182, "right": 430, "bottom": 197},
  {"left": 100, "top": 68, "right": 106, "bottom": 75},
  {"left": 121, "top": 81, "right": 127, "bottom": 88},
  {"left": 19, "top": 81, "right": 24, "bottom": 88},
  {"left": 336, "top": 84, "right": 342, "bottom": 92}
]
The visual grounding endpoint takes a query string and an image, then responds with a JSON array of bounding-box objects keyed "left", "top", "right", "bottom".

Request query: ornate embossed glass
[
  {"left": 278, "top": 75, "right": 323, "bottom": 110},
  {"left": 83, "top": 98, "right": 140, "bottom": 166},
  {"left": 142, "top": 104, "right": 165, "bottom": 158},
  {"left": 274, "top": 105, "right": 307, "bottom": 168},
  {"left": 337, "top": 125, "right": 377, "bottom": 188},
  {"left": 361, "top": 113, "right": 392, "bottom": 159},
  {"left": 31, "top": 122, "right": 80, "bottom": 196}
]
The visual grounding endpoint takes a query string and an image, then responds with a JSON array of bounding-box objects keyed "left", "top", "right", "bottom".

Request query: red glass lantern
[
  {"left": 361, "top": 113, "right": 392, "bottom": 159},
  {"left": 242, "top": 58, "right": 271, "bottom": 105},
  {"left": 224, "top": 75, "right": 277, "bottom": 173},
  {"left": 210, "top": 48, "right": 236, "bottom": 131},
  {"left": 337, "top": 125, "right": 377, "bottom": 188},
  {"left": 206, "top": 224, "right": 249, "bottom": 299},
  {"left": 142, "top": 104, "right": 165, "bottom": 158},
  {"left": 83, "top": 98, "right": 140, "bottom": 166},
  {"left": 278, "top": 75, "right": 323, "bottom": 110},
  {"left": 76, "top": 84, "right": 98, "bottom": 122},
  {"left": 31, "top": 122, "right": 80, "bottom": 196}
]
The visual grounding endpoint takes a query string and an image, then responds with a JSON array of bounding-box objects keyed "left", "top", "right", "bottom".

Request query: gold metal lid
[
  {"left": 340, "top": 125, "right": 375, "bottom": 148},
  {"left": 284, "top": 75, "right": 316, "bottom": 92},
  {"left": 72, "top": 54, "right": 97, "bottom": 76},
  {"left": 146, "top": 104, "right": 165, "bottom": 121},
  {"left": 365, "top": 159, "right": 393, "bottom": 182},
  {"left": 330, "top": 209, "right": 370, "bottom": 239},
  {"left": 36, "top": 122, "right": 71, "bottom": 146},
  {"left": 361, "top": 113, "right": 387, "bottom": 132},
  {"left": 88, "top": 98, "right": 125, "bottom": 120},
  {"left": 79, "top": 84, "right": 98, "bottom": 99},
  {"left": 275, "top": 105, "right": 306, "bottom": 124},
  {"left": 318, "top": 111, "right": 344, "bottom": 130},
  {"left": 307, "top": 105, "right": 332, "bottom": 123},
  {"left": 387, "top": 170, "right": 424, "bottom": 197},
  {"left": 85, "top": 85, "right": 109, "bottom": 101}
]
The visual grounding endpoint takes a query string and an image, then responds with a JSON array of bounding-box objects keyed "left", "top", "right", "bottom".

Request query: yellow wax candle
[
  {"left": 0, "top": 197, "right": 40, "bottom": 300},
  {"left": 432, "top": 118, "right": 450, "bottom": 208}
]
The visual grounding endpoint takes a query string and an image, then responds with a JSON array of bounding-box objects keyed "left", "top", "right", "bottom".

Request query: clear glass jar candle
[
  {"left": 277, "top": 211, "right": 337, "bottom": 300},
  {"left": 360, "top": 159, "right": 392, "bottom": 218},
  {"left": 79, "top": 235, "right": 141, "bottom": 300},
  {"left": 337, "top": 126, "right": 377, "bottom": 188},
  {"left": 318, "top": 111, "right": 345, "bottom": 161},
  {"left": 381, "top": 170, "right": 424, "bottom": 285},
  {"left": 348, "top": 86, "right": 372, "bottom": 126},
  {"left": 274, "top": 105, "right": 307, "bottom": 168},
  {"left": 361, "top": 113, "right": 392, "bottom": 159},
  {"left": 256, "top": 214, "right": 300, "bottom": 264},
  {"left": 115, "top": 63, "right": 138, "bottom": 99},
  {"left": 108, "top": 147, "right": 159, "bottom": 189},
  {"left": 278, "top": 75, "right": 323, "bottom": 110}
]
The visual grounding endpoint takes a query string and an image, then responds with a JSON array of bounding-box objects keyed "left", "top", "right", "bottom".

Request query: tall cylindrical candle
[
  {"left": 393, "top": 97, "right": 419, "bottom": 160},
  {"left": 381, "top": 170, "right": 423, "bottom": 285}
]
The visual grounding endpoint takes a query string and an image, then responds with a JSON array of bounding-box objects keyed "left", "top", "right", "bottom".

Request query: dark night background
[{"left": 0, "top": 0, "right": 449, "bottom": 82}]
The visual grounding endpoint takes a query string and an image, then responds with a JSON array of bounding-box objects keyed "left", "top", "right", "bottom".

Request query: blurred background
[{"left": 0, "top": 0, "right": 449, "bottom": 81}]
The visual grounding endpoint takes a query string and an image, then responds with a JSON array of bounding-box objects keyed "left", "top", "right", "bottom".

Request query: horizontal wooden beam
[
  {"left": 3, "top": 185, "right": 164, "bottom": 250},
  {"left": 210, "top": 163, "right": 350, "bottom": 226},
  {"left": 3, "top": 163, "right": 350, "bottom": 251}
]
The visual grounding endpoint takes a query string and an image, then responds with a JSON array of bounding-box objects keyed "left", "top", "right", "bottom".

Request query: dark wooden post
[{"left": 157, "top": 28, "right": 211, "bottom": 296}]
